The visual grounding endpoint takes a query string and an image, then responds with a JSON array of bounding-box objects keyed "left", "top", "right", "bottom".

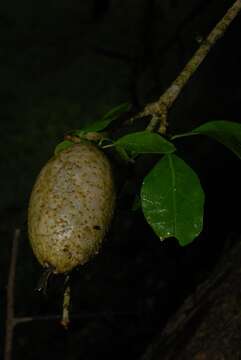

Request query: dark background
[{"left": 1, "top": 1, "right": 241, "bottom": 359}]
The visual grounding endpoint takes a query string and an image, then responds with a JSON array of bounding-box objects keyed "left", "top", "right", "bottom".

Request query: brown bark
[
  {"left": 131, "top": 0, "right": 241, "bottom": 134},
  {"left": 141, "top": 239, "right": 241, "bottom": 360}
]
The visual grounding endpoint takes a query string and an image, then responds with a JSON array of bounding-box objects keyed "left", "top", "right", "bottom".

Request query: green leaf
[
  {"left": 172, "top": 121, "right": 241, "bottom": 159},
  {"left": 81, "top": 118, "right": 111, "bottom": 132},
  {"left": 73, "top": 102, "right": 131, "bottom": 135},
  {"left": 193, "top": 121, "right": 241, "bottom": 159},
  {"left": 70, "top": 129, "right": 85, "bottom": 137},
  {"left": 54, "top": 140, "right": 74, "bottom": 155},
  {"left": 115, "top": 131, "right": 176, "bottom": 155},
  {"left": 141, "top": 154, "right": 205, "bottom": 246},
  {"left": 102, "top": 102, "right": 131, "bottom": 121}
]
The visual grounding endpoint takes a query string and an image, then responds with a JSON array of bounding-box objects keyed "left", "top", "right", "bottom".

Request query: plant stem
[
  {"left": 60, "top": 279, "right": 71, "bottom": 329},
  {"left": 13, "top": 311, "right": 138, "bottom": 324},
  {"left": 135, "top": 0, "right": 241, "bottom": 134}
]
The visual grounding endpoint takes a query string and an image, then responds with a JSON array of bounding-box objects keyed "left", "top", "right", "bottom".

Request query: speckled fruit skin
[{"left": 28, "top": 141, "right": 115, "bottom": 273}]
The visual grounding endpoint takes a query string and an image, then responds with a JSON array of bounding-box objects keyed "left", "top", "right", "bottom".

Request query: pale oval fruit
[{"left": 28, "top": 141, "right": 115, "bottom": 273}]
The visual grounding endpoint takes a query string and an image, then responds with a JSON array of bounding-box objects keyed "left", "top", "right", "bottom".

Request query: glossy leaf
[
  {"left": 102, "top": 102, "right": 131, "bottom": 121},
  {"left": 72, "top": 102, "right": 131, "bottom": 135},
  {"left": 54, "top": 140, "right": 74, "bottom": 155},
  {"left": 193, "top": 121, "right": 241, "bottom": 159},
  {"left": 172, "top": 121, "right": 241, "bottom": 159},
  {"left": 115, "top": 131, "right": 176, "bottom": 155},
  {"left": 141, "top": 154, "right": 205, "bottom": 246}
]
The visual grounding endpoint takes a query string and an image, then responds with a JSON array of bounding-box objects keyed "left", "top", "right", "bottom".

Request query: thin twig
[
  {"left": 4, "top": 229, "right": 21, "bottom": 360},
  {"left": 13, "top": 311, "right": 138, "bottom": 326},
  {"left": 60, "top": 284, "right": 71, "bottom": 329},
  {"left": 133, "top": 0, "right": 241, "bottom": 134},
  {"left": 4, "top": 228, "right": 137, "bottom": 352}
]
